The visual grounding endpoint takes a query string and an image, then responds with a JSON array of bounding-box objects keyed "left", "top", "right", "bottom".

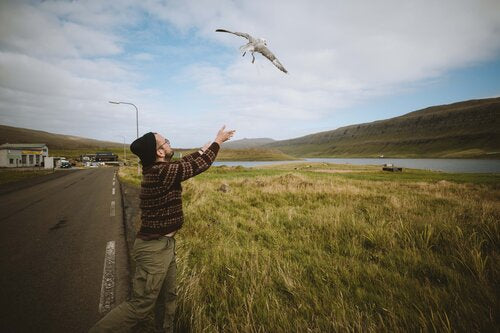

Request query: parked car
[{"left": 60, "top": 160, "right": 72, "bottom": 168}]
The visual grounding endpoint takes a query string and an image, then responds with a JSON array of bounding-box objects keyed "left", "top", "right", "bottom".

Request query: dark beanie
[{"left": 130, "top": 132, "right": 156, "bottom": 167}]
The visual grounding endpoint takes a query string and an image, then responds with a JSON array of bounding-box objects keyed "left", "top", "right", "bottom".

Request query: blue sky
[
  {"left": 331, "top": 58, "right": 500, "bottom": 131},
  {"left": 0, "top": 0, "right": 499, "bottom": 147}
]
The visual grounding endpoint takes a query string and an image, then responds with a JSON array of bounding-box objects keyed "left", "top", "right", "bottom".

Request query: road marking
[
  {"left": 112, "top": 188, "right": 115, "bottom": 195},
  {"left": 113, "top": 181, "right": 115, "bottom": 186},
  {"left": 110, "top": 201, "right": 115, "bottom": 217},
  {"left": 99, "top": 241, "right": 116, "bottom": 314}
]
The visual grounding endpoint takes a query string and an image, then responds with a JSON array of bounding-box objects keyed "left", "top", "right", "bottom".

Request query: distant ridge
[
  {"left": 264, "top": 97, "right": 500, "bottom": 158},
  {"left": 2, "top": 97, "right": 499, "bottom": 158},
  {"left": 0, "top": 124, "right": 124, "bottom": 150},
  {"left": 222, "top": 138, "right": 276, "bottom": 149}
]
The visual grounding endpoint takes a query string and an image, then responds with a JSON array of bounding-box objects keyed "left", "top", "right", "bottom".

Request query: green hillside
[
  {"left": 266, "top": 98, "right": 500, "bottom": 158},
  {"left": 3, "top": 97, "right": 499, "bottom": 159},
  {"left": 176, "top": 148, "right": 298, "bottom": 161},
  {"left": 0, "top": 124, "right": 124, "bottom": 150},
  {"left": 0, "top": 125, "right": 296, "bottom": 161}
]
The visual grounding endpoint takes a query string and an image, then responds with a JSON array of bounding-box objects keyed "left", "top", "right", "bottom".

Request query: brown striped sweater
[{"left": 136, "top": 142, "right": 220, "bottom": 240}]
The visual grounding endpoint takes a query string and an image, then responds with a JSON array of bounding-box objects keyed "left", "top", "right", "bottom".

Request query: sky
[{"left": 0, "top": 0, "right": 499, "bottom": 148}]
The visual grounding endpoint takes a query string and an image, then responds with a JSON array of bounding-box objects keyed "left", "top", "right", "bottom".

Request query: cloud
[
  {"left": 0, "top": 1, "right": 150, "bottom": 142},
  {"left": 131, "top": 53, "right": 155, "bottom": 61},
  {"left": 132, "top": 0, "right": 500, "bottom": 141},
  {"left": 38, "top": 0, "right": 141, "bottom": 30},
  {"left": 0, "top": 50, "right": 147, "bottom": 142},
  {"left": 0, "top": 1, "right": 123, "bottom": 58},
  {"left": 140, "top": 0, "right": 500, "bottom": 82},
  {"left": 0, "top": 0, "right": 499, "bottom": 146}
]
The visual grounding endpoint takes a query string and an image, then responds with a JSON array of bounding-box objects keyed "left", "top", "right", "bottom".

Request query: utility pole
[{"left": 109, "top": 101, "right": 140, "bottom": 174}]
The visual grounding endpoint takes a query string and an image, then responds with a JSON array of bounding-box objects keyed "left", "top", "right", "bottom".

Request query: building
[
  {"left": 0, "top": 143, "right": 49, "bottom": 168},
  {"left": 95, "top": 152, "right": 118, "bottom": 162},
  {"left": 80, "top": 154, "right": 96, "bottom": 162}
]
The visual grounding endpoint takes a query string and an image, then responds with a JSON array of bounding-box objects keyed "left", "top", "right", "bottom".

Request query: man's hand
[{"left": 215, "top": 125, "right": 235, "bottom": 145}]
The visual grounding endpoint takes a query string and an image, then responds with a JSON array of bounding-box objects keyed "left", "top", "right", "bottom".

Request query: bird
[{"left": 215, "top": 29, "right": 288, "bottom": 74}]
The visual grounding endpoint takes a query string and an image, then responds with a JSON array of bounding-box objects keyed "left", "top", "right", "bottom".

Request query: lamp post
[
  {"left": 109, "top": 101, "right": 139, "bottom": 139},
  {"left": 109, "top": 101, "right": 140, "bottom": 174}
]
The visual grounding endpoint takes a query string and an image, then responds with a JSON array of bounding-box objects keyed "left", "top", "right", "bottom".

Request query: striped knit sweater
[{"left": 136, "top": 142, "right": 220, "bottom": 240}]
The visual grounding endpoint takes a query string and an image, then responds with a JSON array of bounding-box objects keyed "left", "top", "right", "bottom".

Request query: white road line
[
  {"left": 113, "top": 181, "right": 115, "bottom": 186},
  {"left": 112, "top": 188, "right": 115, "bottom": 195},
  {"left": 110, "top": 201, "right": 115, "bottom": 217},
  {"left": 99, "top": 241, "right": 116, "bottom": 314}
]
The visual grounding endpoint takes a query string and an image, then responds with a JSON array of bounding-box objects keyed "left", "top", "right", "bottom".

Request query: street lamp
[
  {"left": 109, "top": 101, "right": 139, "bottom": 139},
  {"left": 109, "top": 101, "right": 140, "bottom": 174}
]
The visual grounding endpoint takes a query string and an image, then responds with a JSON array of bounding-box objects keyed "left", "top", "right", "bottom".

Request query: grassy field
[
  {"left": 118, "top": 163, "right": 499, "bottom": 332},
  {"left": 0, "top": 168, "right": 53, "bottom": 185}
]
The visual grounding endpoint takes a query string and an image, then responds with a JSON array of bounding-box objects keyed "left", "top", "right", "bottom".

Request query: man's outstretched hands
[{"left": 215, "top": 125, "right": 235, "bottom": 145}]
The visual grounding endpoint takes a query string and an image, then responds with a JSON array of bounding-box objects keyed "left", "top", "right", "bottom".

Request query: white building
[{"left": 0, "top": 143, "right": 49, "bottom": 168}]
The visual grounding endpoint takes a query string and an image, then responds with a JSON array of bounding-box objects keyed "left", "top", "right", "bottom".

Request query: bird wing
[
  {"left": 255, "top": 45, "right": 288, "bottom": 74},
  {"left": 215, "top": 29, "right": 256, "bottom": 43}
]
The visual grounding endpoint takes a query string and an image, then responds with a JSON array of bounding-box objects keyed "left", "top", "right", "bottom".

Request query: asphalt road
[{"left": 0, "top": 167, "right": 130, "bottom": 333}]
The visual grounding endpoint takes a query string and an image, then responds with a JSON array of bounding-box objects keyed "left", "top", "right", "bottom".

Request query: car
[{"left": 60, "top": 160, "right": 72, "bottom": 168}]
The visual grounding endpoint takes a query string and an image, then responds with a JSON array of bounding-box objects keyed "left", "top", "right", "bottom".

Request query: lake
[{"left": 213, "top": 158, "right": 500, "bottom": 173}]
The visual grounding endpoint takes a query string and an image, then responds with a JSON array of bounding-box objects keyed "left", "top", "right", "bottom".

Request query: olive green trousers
[{"left": 89, "top": 236, "right": 177, "bottom": 333}]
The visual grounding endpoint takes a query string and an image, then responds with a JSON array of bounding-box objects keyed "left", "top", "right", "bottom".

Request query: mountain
[
  {"left": 2, "top": 97, "right": 499, "bottom": 159},
  {"left": 0, "top": 124, "right": 124, "bottom": 150},
  {"left": 222, "top": 138, "right": 276, "bottom": 149},
  {"left": 264, "top": 97, "right": 500, "bottom": 158}
]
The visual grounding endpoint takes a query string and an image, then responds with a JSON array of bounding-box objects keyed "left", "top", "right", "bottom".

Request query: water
[{"left": 213, "top": 158, "right": 500, "bottom": 173}]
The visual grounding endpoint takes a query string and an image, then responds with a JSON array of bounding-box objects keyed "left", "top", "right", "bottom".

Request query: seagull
[{"left": 216, "top": 29, "right": 288, "bottom": 74}]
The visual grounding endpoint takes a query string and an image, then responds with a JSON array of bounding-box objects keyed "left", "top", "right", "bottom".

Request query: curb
[
  {"left": 118, "top": 177, "right": 133, "bottom": 298},
  {"left": 117, "top": 175, "right": 141, "bottom": 291}
]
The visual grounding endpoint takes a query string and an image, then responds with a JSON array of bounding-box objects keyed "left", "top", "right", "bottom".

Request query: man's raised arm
[
  {"left": 180, "top": 142, "right": 212, "bottom": 163},
  {"left": 160, "top": 126, "right": 235, "bottom": 187}
]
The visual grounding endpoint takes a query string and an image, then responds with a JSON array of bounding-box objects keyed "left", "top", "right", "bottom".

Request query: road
[{"left": 0, "top": 168, "right": 130, "bottom": 333}]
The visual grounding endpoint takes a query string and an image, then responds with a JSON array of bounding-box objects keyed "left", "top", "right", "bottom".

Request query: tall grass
[{"left": 119, "top": 164, "right": 499, "bottom": 332}]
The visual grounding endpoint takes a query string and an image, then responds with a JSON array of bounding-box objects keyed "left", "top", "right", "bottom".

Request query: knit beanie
[{"left": 130, "top": 132, "right": 157, "bottom": 167}]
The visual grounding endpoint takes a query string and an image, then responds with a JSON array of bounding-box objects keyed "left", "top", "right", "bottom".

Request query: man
[{"left": 90, "top": 125, "right": 235, "bottom": 333}]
